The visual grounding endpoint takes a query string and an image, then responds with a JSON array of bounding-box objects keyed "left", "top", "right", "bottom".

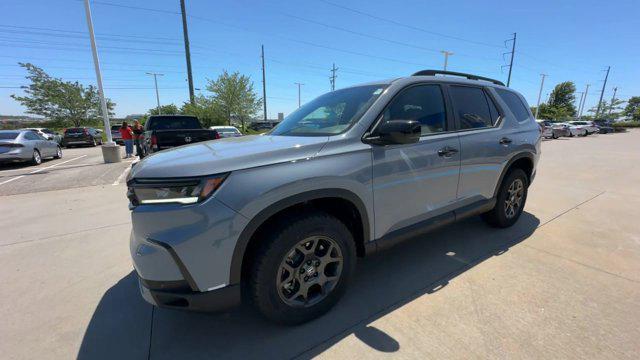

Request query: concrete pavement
[{"left": 1, "top": 131, "right": 639, "bottom": 359}]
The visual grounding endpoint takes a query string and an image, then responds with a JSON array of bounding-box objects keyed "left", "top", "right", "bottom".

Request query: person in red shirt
[{"left": 120, "top": 121, "right": 134, "bottom": 158}]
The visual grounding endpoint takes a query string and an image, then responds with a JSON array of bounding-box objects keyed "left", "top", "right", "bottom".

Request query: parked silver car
[
  {"left": 0, "top": 130, "right": 62, "bottom": 165},
  {"left": 209, "top": 126, "right": 243, "bottom": 138},
  {"left": 22, "top": 128, "right": 63, "bottom": 145},
  {"left": 127, "top": 70, "right": 540, "bottom": 324}
]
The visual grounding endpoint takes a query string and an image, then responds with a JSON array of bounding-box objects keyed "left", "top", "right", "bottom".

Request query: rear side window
[
  {"left": 383, "top": 84, "right": 447, "bottom": 135},
  {"left": 449, "top": 86, "right": 494, "bottom": 129},
  {"left": 495, "top": 89, "right": 531, "bottom": 122},
  {"left": 24, "top": 132, "right": 41, "bottom": 140},
  {"left": 0, "top": 132, "right": 19, "bottom": 140}
]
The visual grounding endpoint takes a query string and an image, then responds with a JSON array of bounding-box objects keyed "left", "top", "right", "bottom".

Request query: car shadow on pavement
[{"left": 78, "top": 212, "right": 539, "bottom": 360}]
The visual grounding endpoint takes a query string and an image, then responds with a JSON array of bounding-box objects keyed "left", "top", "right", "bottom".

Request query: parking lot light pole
[
  {"left": 146, "top": 72, "right": 164, "bottom": 114},
  {"left": 83, "top": 0, "right": 120, "bottom": 163}
]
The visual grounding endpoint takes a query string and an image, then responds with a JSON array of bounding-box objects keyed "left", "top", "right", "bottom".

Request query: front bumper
[
  {"left": 130, "top": 196, "right": 248, "bottom": 299},
  {"left": 138, "top": 276, "right": 241, "bottom": 311}
]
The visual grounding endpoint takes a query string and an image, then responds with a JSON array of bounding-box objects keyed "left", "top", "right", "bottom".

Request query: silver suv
[{"left": 127, "top": 70, "right": 540, "bottom": 324}]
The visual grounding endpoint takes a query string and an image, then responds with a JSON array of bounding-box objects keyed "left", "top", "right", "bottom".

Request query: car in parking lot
[
  {"left": 594, "top": 120, "right": 615, "bottom": 134},
  {"left": 127, "top": 70, "right": 540, "bottom": 324},
  {"left": 0, "top": 130, "right": 62, "bottom": 165},
  {"left": 110, "top": 125, "right": 124, "bottom": 145},
  {"left": 536, "top": 120, "right": 568, "bottom": 139},
  {"left": 559, "top": 122, "right": 587, "bottom": 137},
  {"left": 569, "top": 121, "right": 598, "bottom": 135},
  {"left": 209, "top": 126, "right": 243, "bottom": 138},
  {"left": 22, "top": 128, "right": 63, "bottom": 145},
  {"left": 139, "top": 115, "right": 219, "bottom": 158},
  {"left": 62, "top": 127, "right": 103, "bottom": 147}
]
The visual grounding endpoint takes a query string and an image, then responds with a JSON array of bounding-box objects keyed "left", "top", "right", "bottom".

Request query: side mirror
[{"left": 366, "top": 120, "right": 421, "bottom": 145}]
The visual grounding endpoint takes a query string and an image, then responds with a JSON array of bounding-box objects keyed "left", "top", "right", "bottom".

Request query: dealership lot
[{"left": 1, "top": 131, "right": 639, "bottom": 359}]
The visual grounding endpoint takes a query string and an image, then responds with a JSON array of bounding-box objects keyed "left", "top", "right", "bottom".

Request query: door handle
[
  {"left": 437, "top": 146, "right": 459, "bottom": 157},
  {"left": 499, "top": 137, "right": 512, "bottom": 145}
]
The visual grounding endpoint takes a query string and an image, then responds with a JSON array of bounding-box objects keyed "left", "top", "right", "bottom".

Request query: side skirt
[{"left": 365, "top": 198, "right": 496, "bottom": 254}]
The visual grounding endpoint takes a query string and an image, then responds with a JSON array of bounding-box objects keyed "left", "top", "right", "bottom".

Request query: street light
[{"left": 82, "top": 0, "right": 120, "bottom": 163}]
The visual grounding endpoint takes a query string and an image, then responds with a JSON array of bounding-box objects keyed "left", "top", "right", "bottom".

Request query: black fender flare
[
  {"left": 228, "top": 188, "right": 370, "bottom": 284},
  {"left": 492, "top": 152, "right": 535, "bottom": 198}
]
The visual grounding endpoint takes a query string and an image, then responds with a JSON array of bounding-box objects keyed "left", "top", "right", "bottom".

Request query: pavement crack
[{"left": 537, "top": 191, "right": 606, "bottom": 228}]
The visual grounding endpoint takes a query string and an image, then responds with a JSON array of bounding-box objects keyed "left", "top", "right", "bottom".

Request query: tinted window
[
  {"left": 495, "top": 88, "right": 531, "bottom": 123},
  {"left": 383, "top": 84, "right": 446, "bottom": 135},
  {"left": 449, "top": 86, "right": 494, "bottom": 129},
  {"left": 66, "top": 128, "right": 84, "bottom": 134},
  {"left": 24, "top": 132, "right": 41, "bottom": 140},
  {"left": 0, "top": 132, "right": 19, "bottom": 140},
  {"left": 146, "top": 116, "right": 201, "bottom": 130},
  {"left": 271, "top": 85, "right": 386, "bottom": 136}
]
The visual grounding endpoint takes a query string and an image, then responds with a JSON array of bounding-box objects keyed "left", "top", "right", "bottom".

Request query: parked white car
[
  {"left": 559, "top": 122, "right": 587, "bottom": 137},
  {"left": 569, "top": 121, "right": 598, "bottom": 135},
  {"left": 209, "top": 126, "right": 243, "bottom": 138}
]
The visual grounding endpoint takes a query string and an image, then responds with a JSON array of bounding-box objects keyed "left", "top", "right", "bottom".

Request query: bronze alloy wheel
[{"left": 276, "top": 235, "right": 343, "bottom": 308}]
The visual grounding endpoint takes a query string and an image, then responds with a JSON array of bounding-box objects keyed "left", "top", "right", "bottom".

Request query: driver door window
[{"left": 382, "top": 84, "right": 447, "bottom": 135}]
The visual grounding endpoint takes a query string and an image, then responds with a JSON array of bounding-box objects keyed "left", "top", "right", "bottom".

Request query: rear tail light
[
  {"left": 214, "top": 132, "right": 220, "bottom": 139},
  {"left": 151, "top": 134, "right": 158, "bottom": 149}
]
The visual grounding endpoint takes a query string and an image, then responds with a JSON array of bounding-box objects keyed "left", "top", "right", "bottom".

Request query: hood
[{"left": 129, "top": 135, "right": 329, "bottom": 179}]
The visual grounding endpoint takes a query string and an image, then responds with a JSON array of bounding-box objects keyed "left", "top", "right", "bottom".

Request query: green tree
[
  {"left": 180, "top": 95, "right": 226, "bottom": 127},
  {"left": 624, "top": 96, "right": 640, "bottom": 121},
  {"left": 10, "top": 63, "right": 115, "bottom": 127},
  {"left": 206, "top": 70, "right": 261, "bottom": 129},
  {"left": 587, "top": 98, "right": 626, "bottom": 120},
  {"left": 548, "top": 81, "right": 577, "bottom": 116},
  {"left": 149, "top": 104, "right": 179, "bottom": 115}
]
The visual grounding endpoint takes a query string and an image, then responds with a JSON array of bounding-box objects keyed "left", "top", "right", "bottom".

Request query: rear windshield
[
  {"left": 111, "top": 125, "right": 121, "bottom": 131},
  {"left": 219, "top": 128, "right": 240, "bottom": 134},
  {"left": 0, "top": 132, "right": 19, "bottom": 140},
  {"left": 146, "top": 116, "right": 200, "bottom": 130},
  {"left": 65, "top": 128, "right": 85, "bottom": 134}
]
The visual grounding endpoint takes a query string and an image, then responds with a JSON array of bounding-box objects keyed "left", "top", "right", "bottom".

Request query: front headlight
[{"left": 127, "top": 174, "right": 228, "bottom": 206}]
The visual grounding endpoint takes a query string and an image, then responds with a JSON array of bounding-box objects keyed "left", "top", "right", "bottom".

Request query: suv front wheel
[
  {"left": 482, "top": 168, "right": 529, "bottom": 228},
  {"left": 249, "top": 211, "right": 356, "bottom": 324}
]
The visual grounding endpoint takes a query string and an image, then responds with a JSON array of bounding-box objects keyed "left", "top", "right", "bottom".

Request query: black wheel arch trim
[
  {"left": 228, "top": 188, "right": 371, "bottom": 285},
  {"left": 492, "top": 152, "right": 535, "bottom": 198}
]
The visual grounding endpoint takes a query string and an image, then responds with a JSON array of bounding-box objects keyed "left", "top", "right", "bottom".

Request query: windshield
[
  {"left": 65, "top": 128, "right": 85, "bottom": 134},
  {"left": 270, "top": 85, "right": 387, "bottom": 136}
]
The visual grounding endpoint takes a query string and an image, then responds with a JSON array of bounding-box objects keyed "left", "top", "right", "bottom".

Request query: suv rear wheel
[
  {"left": 482, "top": 168, "right": 528, "bottom": 228},
  {"left": 249, "top": 211, "right": 356, "bottom": 324}
]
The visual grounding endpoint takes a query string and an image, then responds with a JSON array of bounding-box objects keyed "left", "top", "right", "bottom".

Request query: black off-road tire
[
  {"left": 249, "top": 211, "right": 356, "bottom": 325},
  {"left": 482, "top": 168, "right": 529, "bottom": 228}
]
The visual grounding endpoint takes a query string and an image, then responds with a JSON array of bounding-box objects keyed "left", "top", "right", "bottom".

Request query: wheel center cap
[{"left": 303, "top": 264, "right": 316, "bottom": 277}]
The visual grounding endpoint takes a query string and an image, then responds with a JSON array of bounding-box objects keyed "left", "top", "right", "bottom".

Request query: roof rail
[{"left": 412, "top": 70, "right": 505, "bottom": 86}]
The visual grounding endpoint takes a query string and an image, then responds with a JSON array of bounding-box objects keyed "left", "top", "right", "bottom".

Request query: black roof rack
[{"left": 412, "top": 70, "right": 505, "bottom": 86}]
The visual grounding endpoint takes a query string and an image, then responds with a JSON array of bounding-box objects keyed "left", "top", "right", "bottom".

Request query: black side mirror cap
[{"left": 365, "top": 120, "right": 421, "bottom": 145}]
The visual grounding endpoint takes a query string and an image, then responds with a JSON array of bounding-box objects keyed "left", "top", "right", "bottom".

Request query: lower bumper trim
[{"left": 140, "top": 278, "right": 241, "bottom": 312}]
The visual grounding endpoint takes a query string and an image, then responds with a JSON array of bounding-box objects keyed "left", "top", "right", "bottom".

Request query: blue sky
[{"left": 1, "top": 0, "right": 638, "bottom": 118}]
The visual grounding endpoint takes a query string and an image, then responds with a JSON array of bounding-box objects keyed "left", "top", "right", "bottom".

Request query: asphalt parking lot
[{"left": 1, "top": 131, "right": 639, "bottom": 359}]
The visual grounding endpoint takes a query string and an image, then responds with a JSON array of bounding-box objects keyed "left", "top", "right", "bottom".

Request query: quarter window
[
  {"left": 382, "top": 84, "right": 446, "bottom": 135},
  {"left": 449, "top": 86, "right": 494, "bottom": 129},
  {"left": 495, "top": 88, "right": 531, "bottom": 122}
]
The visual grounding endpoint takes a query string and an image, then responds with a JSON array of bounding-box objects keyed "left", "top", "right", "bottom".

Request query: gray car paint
[
  {"left": 129, "top": 75, "right": 541, "bottom": 295},
  {"left": 0, "top": 130, "right": 59, "bottom": 162}
]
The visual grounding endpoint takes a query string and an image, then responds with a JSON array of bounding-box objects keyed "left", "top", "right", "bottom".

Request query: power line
[
  {"left": 145, "top": 72, "right": 164, "bottom": 114},
  {"left": 534, "top": 73, "right": 547, "bottom": 119},
  {"left": 294, "top": 82, "right": 304, "bottom": 108},
  {"left": 261, "top": 45, "right": 268, "bottom": 121},
  {"left": 440, "top": 51, "right": 453, "bottom": 71},
  {"left": 595, "top": 66, "right": 610, "bottom": 119},
  {"left": 315, "top": 0, "right": 504, "bottom": 49},
  {"left": 503, "top": 33, "right": 516, "bottom": 87},
  {"left": 330, "top": 63, "right": 338, "bottom": 91},
  {"left": 179, "top": 0, "right": 195, "bottom": 105}
]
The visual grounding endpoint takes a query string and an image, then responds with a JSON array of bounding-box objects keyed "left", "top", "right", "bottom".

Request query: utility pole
[
  {"left": 146, "top": 72, "right": 164, "bottom": 114},
  {"left": 261, "top": 45, "right": 267, "bottom": 121},
  {"left": 534, "top": 73, "right": 547, "bottom": 119},
  {"left": 294, "top": 82, "right": 304, "bottom": 108},
  {"left": 440, "top": 50, "right": 453, "bottom": 71},
  {"left": 180, "top": 0, "right": 195, "bottom": 105},
  {"left": 579, "top": 84, "right": 590, "bottom": 118},
  {"left": 608, "top": 87, "right": 618, "bottom": 116},
  {"left": 595, "top": 66, "right": 610, "bottom": 119},
  {"left": 83, "top": 0, "right": 119, "bottom": 162},
  {"left": 576, "top": 91, "right": 585, "bottom": 119},
  {"left": 330, "top": 63, "right": 338, "bottom": 91},
  {"left": 505, "top": 32, "right": 516, "bottom": 87}
]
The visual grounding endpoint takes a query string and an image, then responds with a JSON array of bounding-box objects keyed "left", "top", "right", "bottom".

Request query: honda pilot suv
[{"left": 127, "top": 70, "right": 541, "bottom": 324}]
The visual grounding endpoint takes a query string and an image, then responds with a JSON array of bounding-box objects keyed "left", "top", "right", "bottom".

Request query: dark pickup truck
[{"left": 139, "top": 115, "right": 219, "bottom": 158}]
